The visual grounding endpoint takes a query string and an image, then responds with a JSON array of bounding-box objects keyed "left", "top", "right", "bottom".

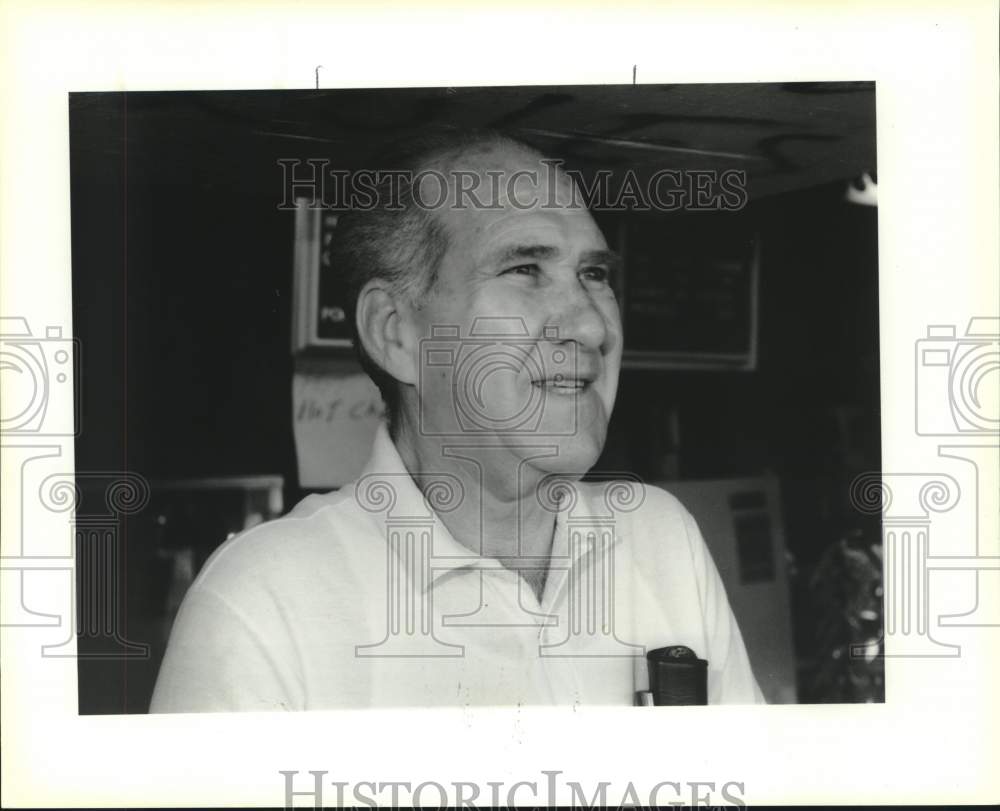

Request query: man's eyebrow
[
  {"left": 488, "top": 244, "right": 560, "bottom": 266},
  {"left": 579, "top": 249, "right": 623, "bottom": 272},
  {"left": 486, "top": 245, "right": 623, "bottom": 270}
]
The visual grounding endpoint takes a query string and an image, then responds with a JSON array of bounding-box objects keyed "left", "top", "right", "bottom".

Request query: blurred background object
[{"left": 804, "top": 530, "right": 885, "bottom": 703}]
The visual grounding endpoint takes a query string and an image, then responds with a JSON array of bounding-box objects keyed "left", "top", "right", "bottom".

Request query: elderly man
[{"left": 151, "top": 130, "right": 763, "bottom": 711}]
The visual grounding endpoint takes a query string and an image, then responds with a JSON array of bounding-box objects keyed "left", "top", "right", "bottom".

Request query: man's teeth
[{"left": 533, "top": 379, "right": 588, "bottom": 393}]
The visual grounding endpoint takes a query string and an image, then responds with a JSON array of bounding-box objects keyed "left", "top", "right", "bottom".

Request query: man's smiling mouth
[{"left": 531, "top": 375, "right": 593, "bottom": 395}]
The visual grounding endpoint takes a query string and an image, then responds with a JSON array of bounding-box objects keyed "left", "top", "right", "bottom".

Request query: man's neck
[{"left": 392, "top": 419, "right": 558, "bottom": 601}]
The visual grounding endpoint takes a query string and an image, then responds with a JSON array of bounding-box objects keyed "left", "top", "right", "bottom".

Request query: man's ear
[{"left": 355, "top": 280, "right": 418, "bottom": 386}]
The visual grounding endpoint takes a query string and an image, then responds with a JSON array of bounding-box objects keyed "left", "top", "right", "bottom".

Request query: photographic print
[
  {"left": 65, "top": 83, "right": 881, "bottom": 714},
  {"left": 2, "top": 2, "right": 996, "bottom": 808}
]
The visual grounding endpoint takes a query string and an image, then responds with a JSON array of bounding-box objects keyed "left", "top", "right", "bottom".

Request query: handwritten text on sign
[{"left": 292, "top": 364, "right": 384, "bottom": 488}]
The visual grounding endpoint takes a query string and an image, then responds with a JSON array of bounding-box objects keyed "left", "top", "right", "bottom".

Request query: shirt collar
[
  {"left": 354, "top": 423, "right": 625, "bottom": 593},
  {"left": 354, "top": 423, "right": 490, "bottom": 590}
]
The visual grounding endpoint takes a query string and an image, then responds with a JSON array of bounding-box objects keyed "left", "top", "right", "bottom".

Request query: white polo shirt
[{"left": 151, "top": 424, "right": 764, "bottom": 712}]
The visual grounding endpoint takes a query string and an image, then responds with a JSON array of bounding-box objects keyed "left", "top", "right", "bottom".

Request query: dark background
[{"left": 70, "top": 84, "right": 880, "bottom": 712}]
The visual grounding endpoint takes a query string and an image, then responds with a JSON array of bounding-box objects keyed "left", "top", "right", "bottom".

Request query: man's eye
[
  {"left": 501, "top": 263, "right": 540, "bottom": 277},
  {"left": 580, "top": 265, "right": 610, "bottom": 284}
]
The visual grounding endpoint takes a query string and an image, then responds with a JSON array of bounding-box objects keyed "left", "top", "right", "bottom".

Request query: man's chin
[{"left": 520, "top": 434, "right": 605, "bottom": 478}]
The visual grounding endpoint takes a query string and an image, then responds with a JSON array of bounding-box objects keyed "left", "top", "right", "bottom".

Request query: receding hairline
[
  {"left": 414, "top": 133, "right": 547, "bottom": 171},
  {"left": 405, "top": 138, "right": 581, "bottom": 260}
]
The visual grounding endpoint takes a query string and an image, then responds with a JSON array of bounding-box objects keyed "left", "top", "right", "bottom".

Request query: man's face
[{"left": 406, "top": 147, "right": 623, "bottom": 478}]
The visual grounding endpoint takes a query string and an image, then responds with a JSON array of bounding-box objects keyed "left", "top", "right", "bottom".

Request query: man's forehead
[
  {"left": 416, "top": 142, "right": 604, "bottom": 269},
  {"left": 426, "top": 143, "right": 580, "bottom": 207}
]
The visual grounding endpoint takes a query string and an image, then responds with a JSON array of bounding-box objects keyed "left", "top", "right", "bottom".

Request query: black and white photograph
[
  {"left": 2, "top": 2, "right": 997, "bottom": 808},
  {"left": 68, "top": 83, "right": 881, "bottom": 714}
]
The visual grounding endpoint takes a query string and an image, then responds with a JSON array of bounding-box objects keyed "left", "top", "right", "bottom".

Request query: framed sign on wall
[
  {"left": 291, "top": 198, "right": 352, "bottom": 353},
  {"left": 614, "top": 213, "right": 760, "bottom": 371}
]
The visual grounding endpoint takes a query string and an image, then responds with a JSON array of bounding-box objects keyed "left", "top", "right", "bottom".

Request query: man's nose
[{"left": 545, "top": 277, "right": 610, "bottom": 350}]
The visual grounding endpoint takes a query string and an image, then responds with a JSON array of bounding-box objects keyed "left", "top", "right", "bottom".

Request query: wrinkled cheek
[
  {"left": 418, "top": 356, "right": 541, "bottom": 434},
  {"left": 467, "top": 368, "right": 536, "bottom": 426}
]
